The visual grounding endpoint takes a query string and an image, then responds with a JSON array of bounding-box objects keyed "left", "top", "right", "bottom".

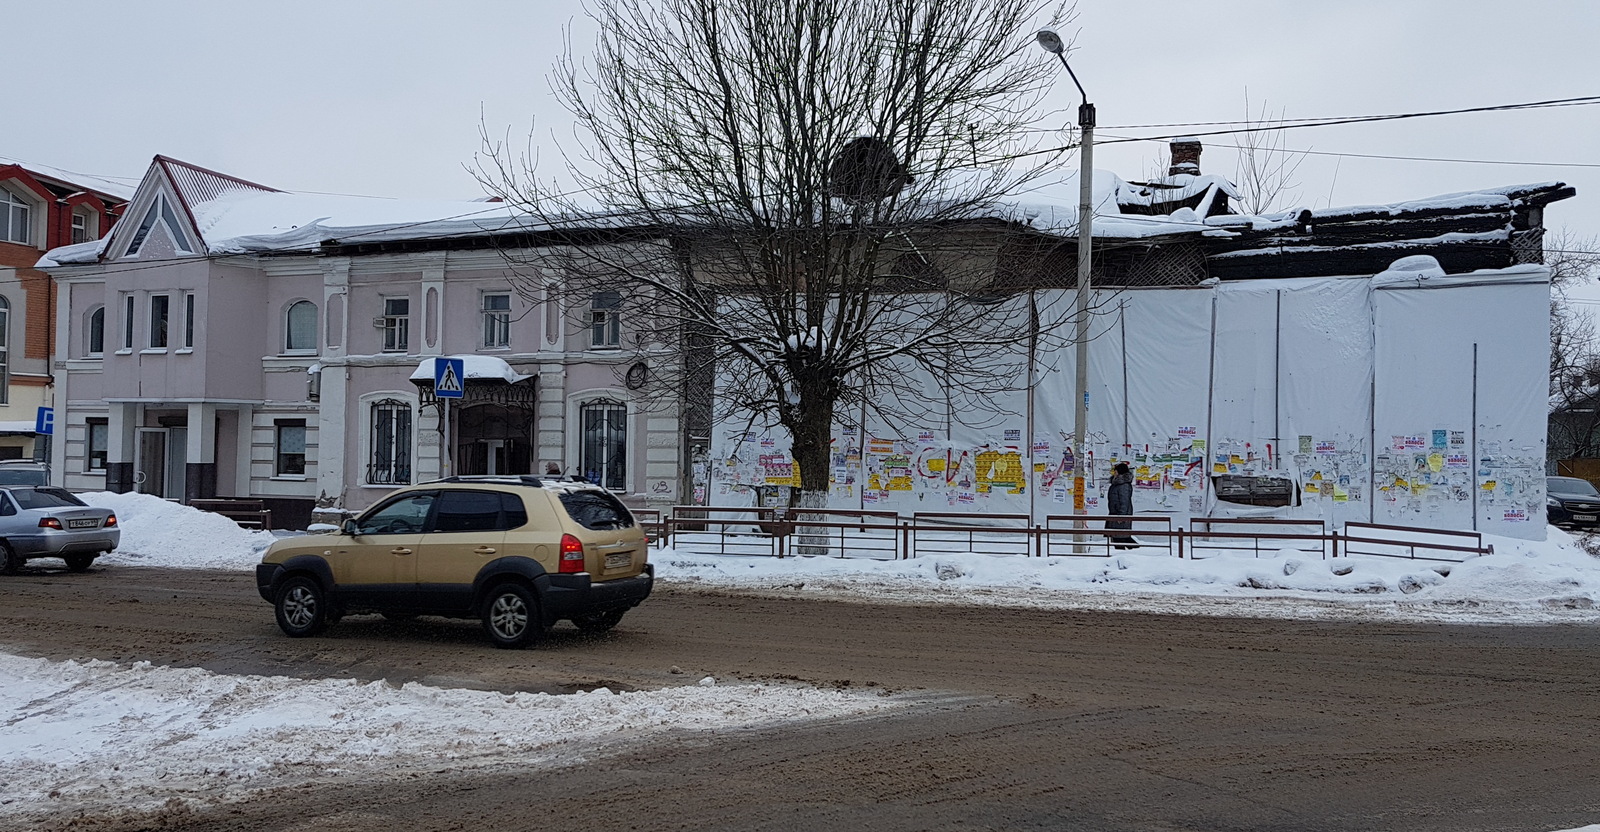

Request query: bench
[{"left": 189, "top": 499, "right": 273, "bottom": 530}]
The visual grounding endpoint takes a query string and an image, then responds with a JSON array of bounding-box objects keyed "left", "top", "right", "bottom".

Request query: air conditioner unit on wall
[{"left": 373, "top": 316, "right": 387, "bottom": 328}]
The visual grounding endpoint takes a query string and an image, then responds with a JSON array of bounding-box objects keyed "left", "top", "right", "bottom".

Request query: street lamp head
[{"left": 1035, "top": 28, "right": 1066, "bottom": 55}]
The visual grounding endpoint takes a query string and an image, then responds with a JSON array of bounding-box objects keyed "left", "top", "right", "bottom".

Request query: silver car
[{"left": 0, "top": 487, "right": 119, "bottom": 574}]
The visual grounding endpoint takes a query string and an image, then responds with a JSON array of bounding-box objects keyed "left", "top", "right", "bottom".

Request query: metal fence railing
[{"left": 652, "top": 506, "right": 1497, "bottom": 563}]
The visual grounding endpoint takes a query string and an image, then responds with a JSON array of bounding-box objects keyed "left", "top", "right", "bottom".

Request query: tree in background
[
  {"left": 1546, "top": 231, "right": 1600, "bottom": 461},
  {"left": 1230, "top": 92, "right": 1308, "bottom": 216},
  {"left": 480, "top": 0, "right": 1079, "bottom": 510}
]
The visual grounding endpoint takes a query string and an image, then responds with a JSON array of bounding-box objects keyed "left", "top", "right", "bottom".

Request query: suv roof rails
[{"left": 426, "top": 474, "right": 593, "bottom": 486}]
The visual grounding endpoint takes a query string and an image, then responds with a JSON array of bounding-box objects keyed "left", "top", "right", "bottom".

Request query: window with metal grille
[
  {"left": 368, "top": 399, "right": 412, "bottom": 485},
  {"left": 580, "top": 400, "right": 627, "bottom": 490},
  {"left": 482, "top": 293, "right": 511, "bottom": 348}
]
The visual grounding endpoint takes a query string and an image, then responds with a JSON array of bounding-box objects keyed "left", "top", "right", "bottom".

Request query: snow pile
[
  {"left": 653, "top": 528, "right": 1600, "bottom": 624},
  {"left": 79, "top": 491, "right": 276, "bottom": 570},
  {"left": 76, "top": 493, "right": 1600, "bottom": 623},
  {"left": 0, "top": 652, "right": 903, "bottom": 822}
]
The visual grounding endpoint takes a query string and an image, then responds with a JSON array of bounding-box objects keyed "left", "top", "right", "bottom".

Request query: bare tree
[
  {"left": 479, "top": 0, "right": 1081, "bottom": 510},
  {"left": 1230, "top": 91, "right": 1308, "bottom": 216},
  {"left": 1546, "top": 231, "right": 1600, "bottom": 460}
]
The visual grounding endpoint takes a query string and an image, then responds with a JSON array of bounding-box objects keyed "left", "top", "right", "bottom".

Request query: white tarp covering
[{"left": 705, "top": 263, "right": 1552, "bottom": 540}]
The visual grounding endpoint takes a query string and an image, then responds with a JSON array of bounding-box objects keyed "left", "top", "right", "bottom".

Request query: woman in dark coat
[{"left": 1106, "top": 462, "right": 1137, "bottom": 549}]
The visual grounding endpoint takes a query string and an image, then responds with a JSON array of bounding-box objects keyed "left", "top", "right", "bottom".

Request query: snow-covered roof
[
  {"left": 985, "top": 169, "right": 1225, "bottom": 240},
  {"left": 0, "top": 155, "right": 136, "bottom": 201},
  {"left": 409, "top": 355, "right": 531, "bottom": 385}
]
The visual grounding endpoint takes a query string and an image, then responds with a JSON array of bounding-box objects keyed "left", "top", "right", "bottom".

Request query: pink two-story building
[{"left": 40, "top": 156, "right": 684, "bottom": 527}]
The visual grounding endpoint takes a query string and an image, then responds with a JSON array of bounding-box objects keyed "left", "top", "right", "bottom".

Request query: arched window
[
  {"left": 579, "top": 399, "right": 627, "bottom": 490},
  {"left": 86, "top": 306, "right": 105, "bottom": 356},
  {"left": 368, "top": 399, "right": 412, "bottom": 485},
  {"left": 2, "top": 188, "right": 32, "bottom": 245},
  {"left": 285, "top": 300, "right": 318, "bottom": 353}
]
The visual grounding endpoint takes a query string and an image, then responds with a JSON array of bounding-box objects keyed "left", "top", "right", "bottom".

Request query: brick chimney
[{"left": 1169, "top": 137, "right": 1202, "bottom": 177}]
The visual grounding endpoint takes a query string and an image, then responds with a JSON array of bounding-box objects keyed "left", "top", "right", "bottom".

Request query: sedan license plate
[
  {"left": 1576, "top": 514, "right": 1597, "bottom": 522},
  {"left": 67, "top": 518, "right": 100, "bottom": 529},
  {"left": 604, "top": 551, "right": 633, "bottom": 570}
]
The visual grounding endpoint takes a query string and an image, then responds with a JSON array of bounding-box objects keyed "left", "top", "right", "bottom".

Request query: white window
[
  {"left": 590, "top": 291, "right": 621, "bottom": 348},
  {"left": 70, "top": 212, "right": 90, "bottom": 245},
  {"left": 368, "top": 399, "right": 412, "bottom": 485},
  {"left": 275, "top": 420, "right": 307, "bottom": 476},
  {"left": 381, "top": 297, "right": 409, "bottom": 352},
  {"left": 285, "top": 300, "right": 317, "bottom": 353},
  {"left": 86, "top": 306, "right": 105, "bottom": 356},
  {"left": 149, "top": 294, "right": 169, "bottom": 349},
  {"left": 121, "top": 294, "right": 134, "bottom": 350},
  {"left": 183, "top": 293, "right": 195, "bottom": 348},
  {"left": 1, "top": 188, "right": 31, "bottom": 245},
  {"left": 579, "top": 400, "right": 627, "bottom": 490},
  {"left": 0, "top": 297, "right": 9, "bottom": 404},
  {"left": 482, "top": 293, "right": 511, "bottom": 348},
  {"left": 86, "top": 419, "right": 108, "bottom": 472}
]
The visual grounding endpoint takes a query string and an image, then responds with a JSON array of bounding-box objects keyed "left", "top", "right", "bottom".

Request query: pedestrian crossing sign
[{"left": 434, "top": 358, "right": 465, "bottom": 398}]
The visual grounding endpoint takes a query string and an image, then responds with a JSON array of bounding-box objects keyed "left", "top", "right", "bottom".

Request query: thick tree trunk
[{"left": 788, "top": 403, "right": 835, "bottom": 556}]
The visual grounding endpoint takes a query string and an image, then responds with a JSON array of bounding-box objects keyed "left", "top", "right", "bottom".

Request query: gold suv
[{"left": 255, "top": 476, "right": 652, "bottom": 648}]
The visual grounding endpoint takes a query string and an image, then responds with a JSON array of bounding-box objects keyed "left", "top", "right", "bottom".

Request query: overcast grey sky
[{"left": 5, "top": 1, "right": 1598, "bottom": 243}]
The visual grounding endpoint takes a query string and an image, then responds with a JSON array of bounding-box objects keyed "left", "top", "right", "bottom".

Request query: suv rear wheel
[{"left": 482, "top": 582, "right": 543, "bottom": 649}]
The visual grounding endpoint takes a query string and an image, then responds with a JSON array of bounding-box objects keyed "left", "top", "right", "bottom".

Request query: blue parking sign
[{"left": 35, "top": 407, "right": 54, "bottom": 436}]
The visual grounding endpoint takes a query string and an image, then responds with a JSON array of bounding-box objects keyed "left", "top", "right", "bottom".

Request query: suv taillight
[
  {"left": 39, "top": 517, "right": 63, "bottom": 530},
  {"left": 559, "top": 533, "right": 585, "bottom": 573}
]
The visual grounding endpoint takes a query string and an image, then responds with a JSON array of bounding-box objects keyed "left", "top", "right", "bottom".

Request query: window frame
[
  {"left": 182, "top": 292, "right": 195, "bottom": 349},
  {"left": 121, "top": 294, "right": 135, "bottom": 350},
  {"left": 85, "top": 418, "right": 109, "bottom": 473},
  {"left": 367, "top": 398, "right": 413, "bottom": 485},
  {"left": 274, "top": 419, "right": 308, "bottom": 478},
  {"left": 381, "top": 297, "right": 410, "bottom": 353},
  {"left": 589, "top": 291, "right": 621, "bottom": 349},
  {"left": 1, "top": 187, "right": 32, "bottom": 246},
  {"left": 578, "top": 399, "right": 628, "bottom": 491},
  {"left": 482, "top": 292, "right": 511, "bottom": 349},
  {"left": 284, "top": 299, "right": 318, "bottom": 354},
  {"left": 86, "top": 305, "right": 105, "bottom": 357},
  {"left": 0, "top": 296, "right": 10, "bottom": 404},
  {"left": 148, "top": 293, "right": 169, "bottom": 349}
]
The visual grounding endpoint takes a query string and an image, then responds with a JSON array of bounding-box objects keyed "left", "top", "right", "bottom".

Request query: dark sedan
[{"left": 1547, "top": 476, "right": 1600, "bottom": 530}]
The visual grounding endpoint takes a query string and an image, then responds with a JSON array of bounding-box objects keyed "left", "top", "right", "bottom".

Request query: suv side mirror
[{"left": 341, "top": 518, "right": 361, "bottom": 536}]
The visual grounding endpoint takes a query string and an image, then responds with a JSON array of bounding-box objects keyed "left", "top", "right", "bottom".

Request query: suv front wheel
[
  {"left": 275, "top": 576, "right": 330, "bottom": 637},
  {"left": 482, "top": 582, "right": 543, "bottom": 649}
]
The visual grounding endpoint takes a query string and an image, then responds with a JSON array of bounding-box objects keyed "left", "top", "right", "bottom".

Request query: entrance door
[
  {"left": 166, "top": 427, "right": 188, "bottom": 500},
  {"left": 135, "top": 429, "right": 166, "bottom": 496}
]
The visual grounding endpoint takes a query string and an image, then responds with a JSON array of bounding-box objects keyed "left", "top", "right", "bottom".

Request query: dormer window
[
  {"left": 1, "top": 188, "right": 31, "bottom": 245},
  {"left": 71, "top": 211, "right": 91, "bottom": 244},
  {"left": 124, "top": 194, "right": 194, "bottom": 255}
]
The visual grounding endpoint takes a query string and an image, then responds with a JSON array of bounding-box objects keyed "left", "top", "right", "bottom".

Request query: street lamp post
[{"left": 1036, "top": 29, "right": 1095, "bottom": 550}]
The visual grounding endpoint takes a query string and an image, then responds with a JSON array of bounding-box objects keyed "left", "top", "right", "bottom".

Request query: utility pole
[{"left": 1037, "top": 29, "right": 1095, "bottom": 551}]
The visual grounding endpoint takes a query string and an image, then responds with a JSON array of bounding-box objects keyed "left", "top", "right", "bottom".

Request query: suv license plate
[
  {"left": 1576, "top": 514, "right": 1596, "bottom": 522},
  {"left": 67, "top": 518, "right": 99, "bottom": 529},
  {"left": 605, "top": 552, "right": 632, "bottom": 570}
]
